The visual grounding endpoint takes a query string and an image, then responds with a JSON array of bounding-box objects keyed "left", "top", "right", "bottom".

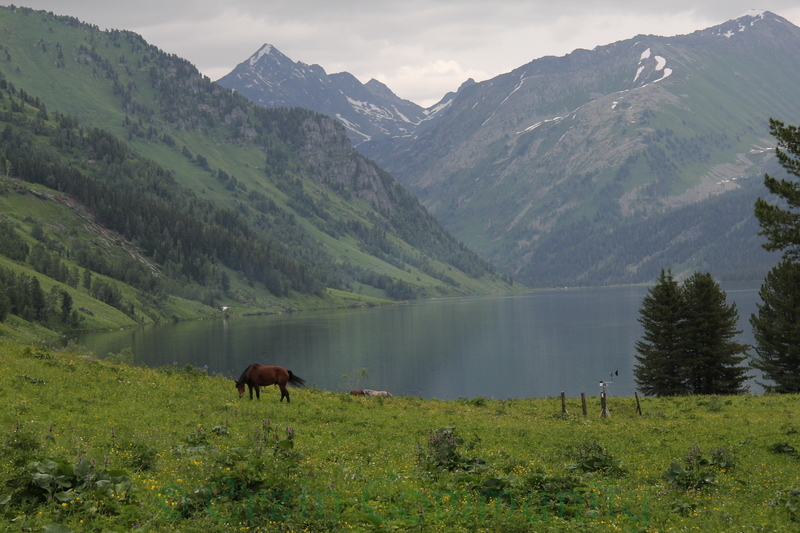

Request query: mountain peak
[
  {"left": 364, "top": 78, "right": 398, "bottom": 100},
  {"left": 680, "top": 9, "right": 798, "bottom": 44},
  {"left": 736, "top": 8, "right": 767, "bottom": 20},
  {"left": 248, "top": 43, "right": 275, "bottom": 66},
  {"left": 217, "top": 46, "right": 433, "bottom": 146}
]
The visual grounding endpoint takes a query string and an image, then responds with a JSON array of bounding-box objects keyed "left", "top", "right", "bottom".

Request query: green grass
[{"left": 1, "top": 342, "right": 799, "bottom": 532}]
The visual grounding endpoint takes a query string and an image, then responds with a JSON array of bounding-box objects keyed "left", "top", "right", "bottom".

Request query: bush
[
  {"left": 772, "top": 488, "right": 800, "bottom": 522},
  {"left": 105, "top": 347, "right": 134, "bottom": 365},
  {"left": 771, "top": 442, "right": 799, "bottom": 457},
  {"left": 417, "top": 427, "right": 483, "bottom": 476},
  {"left": 565, "top": 441, "right": 626, "bottom": 476},
  {"left": 156, "top": 362, "right": 208, "bottom": 377},
  {"left": 663, "top": 444, "right": 735, "bottom": 490},
  {"left": 2, "top": 456, "right": 134, "bottom": 515}
]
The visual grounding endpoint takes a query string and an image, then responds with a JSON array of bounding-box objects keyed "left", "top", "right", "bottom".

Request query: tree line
[{"left": 0, "top": 264, "right": 80, "bottom": 327}]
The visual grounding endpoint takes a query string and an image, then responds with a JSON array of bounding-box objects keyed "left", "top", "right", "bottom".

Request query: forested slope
[{"left": 0, "top": 6, "right": 516, "bottom": 338}]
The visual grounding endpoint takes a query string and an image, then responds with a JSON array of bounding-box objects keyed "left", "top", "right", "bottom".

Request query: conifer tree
[
  {"left": 634, "top": 270, "right": 750, "bottom": 396},
  {"left": 681, "top": 272, "right": 749, "bottom": 395},
  {"left": 750, "top": 260, "right": 800, "bottom": 392},
  {"left": 752, "top": 119, "right": 800, "bottom": 392},
  {"left": 633, "top": 269, "right": 687, "bottom": 396},
  {"left": 754, "top": 119, "right": 800, "bottom": 259}
]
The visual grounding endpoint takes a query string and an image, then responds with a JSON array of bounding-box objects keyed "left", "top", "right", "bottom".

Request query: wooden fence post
[
  {"left": 635, "top": 391, "right": 643, "bottom": 415},
  {"left": 561, "top": 391, "right": 568, "bottom": 415},
  {"left": 581, "top": 392, "right": 587, "bottom": 416}
]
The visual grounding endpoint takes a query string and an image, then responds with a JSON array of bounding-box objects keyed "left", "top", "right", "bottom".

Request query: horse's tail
[
  {"left": 287, "top": 370, "right": 307, "bottom": 388},
  {"left": 235, "top": 364, "right": 256, "bottom": 387}
]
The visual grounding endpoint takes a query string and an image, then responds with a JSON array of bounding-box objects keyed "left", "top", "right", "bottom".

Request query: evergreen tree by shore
[
  {"left": 751, "top": 120, "right": 800, "bottom": 392},
  {"left": 750, "top": 261, "right": 800, "bottom": 392},
  {"left": 634, "top": 269, "right": 750, "bottom": 396}
]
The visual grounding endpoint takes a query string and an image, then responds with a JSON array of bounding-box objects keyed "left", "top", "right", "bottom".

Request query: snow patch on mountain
[
  {"left": 346, "top": 96, "right": 397, "bottom": 122},
  {"left": 711, "top": 10, "right": 768, "bottom": 39},
  {"left": 656, "top": 68, "right": 673, "bottom": 82},
  {"left": 424, "top": 99, "right": 452, "bottom": 117},
  {"left": 249, "top": 44, "right": 274, "bottom": 66},
  {"left": 335, "top": 114, "right": 371, "bottom": 142},
  {"left": 739, "top": 9, "right": 765, "bottom": 20},
  {"left": 501, "top": 76, "right": 530, "bottom": 106},
  {"left": 632, "top": 46, "right": 672, "bottom": 86},
  {"left": 516, "top": 116, "right": 564, "bottom": 135},
  {"left": 393, "top": 108, "right": 413, "bottom": 124}
]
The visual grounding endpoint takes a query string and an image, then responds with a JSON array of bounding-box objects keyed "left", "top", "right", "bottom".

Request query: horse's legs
[
  {"left": 255, "top": 385, "right": 260, "bottom": 400},
  {"left": 248, "top": 384, "right": 254, "bottom": 400},
  {"left": 279, "top": 384, "right": 290, "bottom": 402}
]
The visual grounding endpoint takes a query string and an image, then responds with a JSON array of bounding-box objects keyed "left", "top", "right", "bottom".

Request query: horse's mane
[{"left": 235, "top": 364, "right": 256, "bottom": 387}]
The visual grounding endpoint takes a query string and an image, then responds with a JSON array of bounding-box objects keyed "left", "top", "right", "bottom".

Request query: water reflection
[{"left": 71, "top": 284, "right": 762, "bottom": 399}]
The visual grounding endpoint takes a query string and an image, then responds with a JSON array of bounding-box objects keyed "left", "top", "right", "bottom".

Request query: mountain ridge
[
  {"left": 0, "top": 5, "right": 515, "bottom": 337},
  {"left": 219, "top": 9, "right": 800, "bottom": 287},
  {"left": 358, "top": 10, "right": 800, "bottom": 286},
  {"left": 216, "top": 42, "right": 458, "bottom": 145}
]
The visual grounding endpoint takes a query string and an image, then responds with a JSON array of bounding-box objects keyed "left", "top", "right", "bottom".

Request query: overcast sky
[{"left": 7, "top": 1, "right": 800, "bottom": 107}]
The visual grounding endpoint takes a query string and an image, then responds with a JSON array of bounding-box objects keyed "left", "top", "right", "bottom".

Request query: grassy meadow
[{"left": 1, "top": 341, "right": 799, "bottom": 532}]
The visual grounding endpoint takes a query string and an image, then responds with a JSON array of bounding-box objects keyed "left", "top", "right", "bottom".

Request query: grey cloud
[{"left": 7, "top": 0, "right": 800, "bottom": 105}]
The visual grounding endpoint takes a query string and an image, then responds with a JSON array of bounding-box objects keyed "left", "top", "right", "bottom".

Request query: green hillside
[{"left": 0, "top": 6, "right": 519, "bottom": 338}]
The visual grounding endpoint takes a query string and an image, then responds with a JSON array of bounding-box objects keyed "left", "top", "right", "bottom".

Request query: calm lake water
[{"left": 69, "top": 283, "right": 763, "bottom": 400}]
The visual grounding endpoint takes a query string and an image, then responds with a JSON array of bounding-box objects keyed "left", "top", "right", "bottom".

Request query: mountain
[
  {"left": 222, "top": 10, "right": 800, "bottom": 287},
  {"left": 0, "top": 6, "right": 515, "bottom": 336},
  {"left": 363, "top": 10, "right": 800, "bottom": 287},
  {"left": 216, "top": 44, "right": 463, "bottom": 146}
]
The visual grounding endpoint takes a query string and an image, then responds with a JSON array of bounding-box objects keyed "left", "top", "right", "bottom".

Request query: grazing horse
[
  {"left": 350, "top": 390, "right": 365, "bottom": 396},
  {"left": 235, "top": 364, "right": 306, "bottom": 403},
  {"left": 362, "top": 389, "right": 393, "bottom": 398}
]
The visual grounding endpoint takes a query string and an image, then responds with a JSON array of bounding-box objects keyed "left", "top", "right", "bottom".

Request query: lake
[{"left": 69, "top": 283, "right": 764, "bottom": 399}]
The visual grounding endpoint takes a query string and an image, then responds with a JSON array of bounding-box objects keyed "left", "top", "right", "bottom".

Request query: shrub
[
  {"left": 2, "top": 456, "right": 134, "bottom": 514},
  {"left": 565, "top": 441, "right": 626, "bottom": 476},
  {"left": 771, "top": 442, "right": 799, "bottom": 457},
  {"left": 417, "top": 427, "right": 483, "bottom": 476},
  {"left": 772, "top": 488, "right": 800, "bottom": 522},
  {"left": 459, "top": 396, "right": 487, "bottom": 407},
  {"left": 663, "top": 444, "right": 735, "bottom": 490},
  {"left": 156, "top": 362, "right": 208, "bottom": 377},
  {"left": 522, "top": 469, "right": 588, "bottom": 518},
  {"left": 105, "top": 347, "right": 134, "bottom": 365}
]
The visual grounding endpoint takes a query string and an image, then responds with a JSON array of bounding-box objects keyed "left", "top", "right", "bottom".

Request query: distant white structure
[{"left": 221, "top": 306, "right": 229, "bottom": 312}]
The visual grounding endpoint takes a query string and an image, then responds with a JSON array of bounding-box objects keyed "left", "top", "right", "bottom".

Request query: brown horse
[{"left": 235, "top": 364, "right": 306, "bottom": 403}]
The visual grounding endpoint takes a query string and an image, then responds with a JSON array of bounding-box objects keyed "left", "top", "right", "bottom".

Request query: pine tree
[
  {"left": 681, "top": 272, "right": 750, "bottom": 395},
  {"left": 754, "top": 119, "right": 800, "bottom": 259},
  {"left": 752, "top": 119, "right": 800, "bottom": 393},
  {"left": 750, "top": 261, "right": 800, "bottom": 392},
  {"left": 633, "top": 269, "right": 687, "bottom": 396},
  {"left": 634, "top": 270, "right": 750, "bottom": 396}
]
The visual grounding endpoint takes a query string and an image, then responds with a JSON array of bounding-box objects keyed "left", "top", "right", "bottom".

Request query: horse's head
[{"left": 235, "top": 380, "right": 245, "bottom": 398}]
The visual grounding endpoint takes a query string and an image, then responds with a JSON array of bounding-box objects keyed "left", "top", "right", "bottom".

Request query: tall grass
[{"left": 1, "top": 342, "right": 799, "bottom": 532}]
